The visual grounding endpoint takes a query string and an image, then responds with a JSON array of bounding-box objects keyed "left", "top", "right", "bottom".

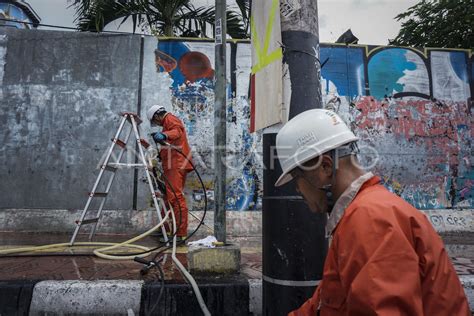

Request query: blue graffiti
[
  {"left": 0, "top": 3, "right": 33, "bottom": 28},
  {"left": 157, "top": 41, "right": 189, "bottom": 88},
  {"left": 368, "top": 48, "right": 417, "bottom": 99},
  {"left": 449, "top": 52, "right": 469, "bottom": 83},
  {"left": 320, "top": 46, "right": 365, "bottom": 98}
]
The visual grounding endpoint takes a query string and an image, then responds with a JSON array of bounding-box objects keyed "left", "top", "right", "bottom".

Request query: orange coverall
[
  {"left": 290, "top": 175, "right": 470, "bottom": 316},
  {"left": 159, "top": 113, "right": 193, "bottom": 237}
]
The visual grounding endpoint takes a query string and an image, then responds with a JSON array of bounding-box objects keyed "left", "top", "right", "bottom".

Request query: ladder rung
[
  {"left": 140, "top": 139, "right": 150, "bottom": 149},
  {"left": 102, "top": 164, "right": 117, "bottom": 172},
  {"left": 108, "top": 163, "right": 146, "bottom": 168},
  {"left": 76, "top": 217, "right": 99, "bottom": 225},
  {"left": 112, "top": 138, "right": 127, "bottom": 149},
  {"left": 90, "top": 192, "right": 108, "bottom": 197}
]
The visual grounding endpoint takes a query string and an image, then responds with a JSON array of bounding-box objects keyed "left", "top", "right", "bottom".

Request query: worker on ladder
[{"left": 147, "top": 105, "right": 193, "bottom": 241}]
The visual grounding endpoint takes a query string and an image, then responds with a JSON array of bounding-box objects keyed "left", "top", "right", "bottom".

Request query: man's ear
[{"left": 321, "top": 155, "right": 334, "bottom": 177}]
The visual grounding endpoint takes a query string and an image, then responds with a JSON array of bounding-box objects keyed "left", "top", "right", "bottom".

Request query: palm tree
[{"left": 69, "top": 0, "right": 250, "bottom": 39}]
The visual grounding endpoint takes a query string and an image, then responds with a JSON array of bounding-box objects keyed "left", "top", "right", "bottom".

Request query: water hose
[
  {"left": 168, "top": 204, "right": 211, "bottom": 316},
  {"left": 0, "top": 210, "right": 171, "bottom": 260}
]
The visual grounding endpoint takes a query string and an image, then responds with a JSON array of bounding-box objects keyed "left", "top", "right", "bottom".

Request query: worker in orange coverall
[
  {"left": 147, "top": 105, "right": 193, "bottom": 240},
  {"left": 274, "top": 109, "right": 470, "bottom": 316}
]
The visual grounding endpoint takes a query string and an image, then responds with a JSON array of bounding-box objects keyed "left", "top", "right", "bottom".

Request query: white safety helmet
[
  {"left": 275, "top": 109, "right": 359, "bottom": 187},
  {"left": 146, "top": 104, "right": 167, "bottom": 122}
]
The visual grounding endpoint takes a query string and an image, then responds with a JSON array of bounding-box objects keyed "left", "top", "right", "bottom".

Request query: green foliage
[
  {"left": 390, "top": 0, "right": 474, "bottom": 49},
  {"left": 69, "top": 0, "right": 251, "bottom": 39}
]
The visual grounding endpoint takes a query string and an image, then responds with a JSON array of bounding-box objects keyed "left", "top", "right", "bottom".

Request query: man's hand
[{"left": 151, "top": 132, "right": 167, "bottom": 143}]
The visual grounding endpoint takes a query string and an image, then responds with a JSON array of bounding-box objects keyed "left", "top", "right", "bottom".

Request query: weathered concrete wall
[
  {"left": 0, "top": 208, "right": 471, "bottom": 237},
  {"left": 0, "top": 28, "right": 143, "bottom": 209},
  {"left": 0, "top": 29, "right": 472, "bottom": 212}
]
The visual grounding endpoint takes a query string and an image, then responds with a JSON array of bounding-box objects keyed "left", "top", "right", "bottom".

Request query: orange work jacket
[
  {"left": 290, "top": 175, "right": 470, "bottom": 316},
  {"left": 159, "top": 113, "right": 193, "bottom": 171}
]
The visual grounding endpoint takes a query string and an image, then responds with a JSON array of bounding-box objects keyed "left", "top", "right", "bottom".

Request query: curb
[
  {"left": 421, "top": 209, "right": 473, "bottom": 233},
  {"left": 140, "top": 280, "right": 249, "bottom": 315},
  {"left": 0, "top": 208, "right": 472, "bottom": 236},
  {"left": 29, "top": 280, "right": 143, "bottom": 315},
  {"left": 249, "top": 279, "right": 263, "bottom": 316},
  {"left": 0, "top": 276, "right": 472, "bottom": 315},
  {"left": 0, "top": 280, "right": 37, "bottom": 315},
  {"left": 461, "top": 275, "right": 474, "bottom": 313},
  {"left": 18, "top": 279, "right": 250, "bottom": 316}
]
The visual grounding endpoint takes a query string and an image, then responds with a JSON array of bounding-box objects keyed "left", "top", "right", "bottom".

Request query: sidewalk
[
  {"left": 0, "top": 233, "right": 258, "bottom": 315},
  {"left": 0, "top": 232, "right": 473, "bottom": 315}
]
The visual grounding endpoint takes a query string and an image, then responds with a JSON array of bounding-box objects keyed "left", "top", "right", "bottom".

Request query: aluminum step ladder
[{"left": 69, "top": 112, "right": 168, "bottom": 245}]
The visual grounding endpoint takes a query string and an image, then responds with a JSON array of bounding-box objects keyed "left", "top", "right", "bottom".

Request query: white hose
[
  {"left": 0, "top": 202, "right": 171, "bottom": 260},
  {"left": 169, "top": 203, "right": 211, "bottom": 316}
]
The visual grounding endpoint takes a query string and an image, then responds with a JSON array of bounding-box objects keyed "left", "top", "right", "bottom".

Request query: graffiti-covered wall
[
  {"left": 155, "top": 41, "right": 473, "bottom": 210},
  {"left": 0, "top": 28, "right": 471, "bottom": 211},
  {"left": 0, "top": 1, "right": 39, "bottom": 29},
  {"left": 149, "top": 40, "right": 263, "bottom": 212},
  {"left": 320, "top": 45, "right": 472, "bottom": 209}
]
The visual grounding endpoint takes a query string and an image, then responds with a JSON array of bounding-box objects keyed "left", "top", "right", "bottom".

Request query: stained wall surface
[
  {"left": 0, "top": 29, "right": 141, "bottom": 209},
  {"left": 0, "top": 28, "right": 472, "bottom": 211}
]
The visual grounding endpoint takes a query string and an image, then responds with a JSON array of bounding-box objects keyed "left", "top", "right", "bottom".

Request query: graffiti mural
[
  {"left": 321, "top": 45, "right": 473, "bottom": 209},
  {"left": 154, "top": 40, "right": 472, "bottom": 210},
  {"left": 320, "top": 46, "right": 365, "bottom": 99},
  {"left": 155, "top": 40, "right": 262, "bottom": 211},
  {"left": 0, "top": 2, "right": 38, "bottom": 29},
  {"left": 368, "top": 48, "right": 430, "bottom": 99}
]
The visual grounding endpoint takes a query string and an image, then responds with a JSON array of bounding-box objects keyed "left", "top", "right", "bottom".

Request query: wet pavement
[
  {"left": 0, "top": 232, "right": 263, "bottom": 282},
  {"left": 0, "top": 232, "right": 473, "bottom": 281},
  {"left": 1, "top": 232, "right": 473, "bottom": 315}
]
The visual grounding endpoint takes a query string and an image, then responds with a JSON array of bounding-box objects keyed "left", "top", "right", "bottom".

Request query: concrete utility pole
[
  {"left": 262, "top": 1, "right": 325, "bottom": 315},
  {"left": 214, "top": 0, "right": 227, "bottom": 243}
]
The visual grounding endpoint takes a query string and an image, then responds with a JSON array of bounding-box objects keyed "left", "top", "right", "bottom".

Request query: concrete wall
[
  {"left": 0, "top": 28, "right": 142, "bottom": 209},
  {"left": 146, "top": 40, "right": 261, "bottom": 212},
  {"left": 0, "top": 28, "right": 472, "bottom": 212}
]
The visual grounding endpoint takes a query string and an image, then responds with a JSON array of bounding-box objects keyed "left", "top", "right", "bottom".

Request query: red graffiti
[
  {"left": 355, "top": 97, "right": 469, "bottom": 140},
  {"left": 155, "top": 50, "right": 177, "bottom": 72},
  {"left": 354, "top": 96, "right": 470, "bottom": 170},
  {"left": 178, "top": 51, "right": 214, "bottom": 83}
]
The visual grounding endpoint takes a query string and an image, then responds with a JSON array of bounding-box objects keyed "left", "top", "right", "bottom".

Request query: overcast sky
[{"left": 31, "top": 0, "right": 419, "bottom": 45}]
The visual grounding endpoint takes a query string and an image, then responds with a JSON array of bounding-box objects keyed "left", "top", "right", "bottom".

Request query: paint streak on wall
[{"left": 0, "top": 34, "right": 6, "bottom": 86}]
